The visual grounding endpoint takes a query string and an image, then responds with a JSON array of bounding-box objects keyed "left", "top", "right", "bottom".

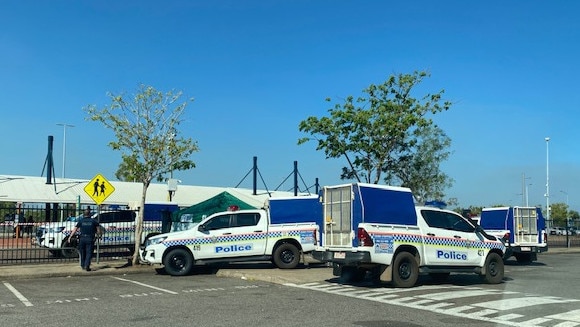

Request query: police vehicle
[
  {"left": 141, "top": 196, "right": 321, "bottom": 276},
  {"left": 311, "top": 183, "right": 506, "bottom": 288}
]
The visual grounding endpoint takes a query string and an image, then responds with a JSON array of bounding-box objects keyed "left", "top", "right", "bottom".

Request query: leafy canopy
[
  {"left": 84, "top": 84, "right": 198, "bottom": 186},
  {"left": 298, "top": 71, "right": 453, "bottom": 201}
]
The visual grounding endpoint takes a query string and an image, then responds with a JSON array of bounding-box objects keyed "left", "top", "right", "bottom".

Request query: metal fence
[{"left": 0, "top": 203, "right": 142, "bottom": 265}]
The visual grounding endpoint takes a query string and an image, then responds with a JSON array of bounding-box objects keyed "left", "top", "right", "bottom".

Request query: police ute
[
  {"left": 312, "top": 183, "right": 506, "bottom": 288},
  {"left": 141, "top": 196, "right": 321, "bottom": 276}
]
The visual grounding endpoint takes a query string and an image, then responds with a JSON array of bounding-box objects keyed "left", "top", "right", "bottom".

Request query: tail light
[
  {"left": 357, "top": 228, "right": 374, "bottom": 247},
  {"left": 503, "top": 232, "right": 510, "bottom": 242}
]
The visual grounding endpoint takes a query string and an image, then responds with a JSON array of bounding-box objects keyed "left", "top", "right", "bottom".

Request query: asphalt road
[{"left": 1, "top": 252, "right": 579, "bottom": 327}]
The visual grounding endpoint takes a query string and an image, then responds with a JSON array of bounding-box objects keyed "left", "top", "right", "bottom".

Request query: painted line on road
[
  {"left": 111, "top": 277, "right": 179, "bottom": 295},
  {"left": 2, "top": 282, "right": 33, "bottom": 307}
]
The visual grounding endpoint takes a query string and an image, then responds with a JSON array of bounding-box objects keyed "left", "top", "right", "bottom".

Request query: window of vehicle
[
  {"left": 421, "top": 210, "right": 475, "bottom": 232},
  {"left": 96, "top": 210, "right": 136, "bottom": 223},
  {"left": 233, "top": 213, "right": 260, "bottom": 227},
  {"left": 204, "top": 215, "right": 232, "bottom": 231}
]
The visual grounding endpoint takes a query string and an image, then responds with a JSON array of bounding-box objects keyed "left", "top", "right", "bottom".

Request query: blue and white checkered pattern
[
  {"left": 162, "top": 229, "right": 313, "bottom": 248},
  {"left": 371, "top": 232, "right": 505, "bottom": 251}
]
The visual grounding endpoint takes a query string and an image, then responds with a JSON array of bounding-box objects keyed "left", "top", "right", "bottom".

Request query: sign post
[{"left": 84, "top": 174, "right": 115, "bottom": 264}]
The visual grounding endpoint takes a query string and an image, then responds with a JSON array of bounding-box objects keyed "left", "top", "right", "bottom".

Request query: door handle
[
  {"left": 427, "top": 233, "right": 435, "bottom": 236},
  {"left": 222, "top": 233, "right": 232, "bottom": 235},
  {"left": 254, "top": 230, "right": 263, "bottom": 233}
]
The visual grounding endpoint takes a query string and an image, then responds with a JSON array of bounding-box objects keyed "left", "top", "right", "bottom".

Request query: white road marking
[
  {"left": 474, "top": 296, "right": 579, "bottom": 310},
  {"left": 2, "top": 282, "right": 33, "bottom": 307},
  {"left": 553, "top": 322, "right": 580, "bottom": 327},
  {"left": 494, "top": 313, "right": 524, "bottom": 321},
  {"left": 111, "top": 277, "right": 179, "bottom": 294},
  {"left": 286, "top": 282, "right": 580, "bottom": 327},
  {"left": 417, "top": 289, "right": 503, "bottom": 300},
  {"left": 548, "top": 309, "right": 580, "bottom": 323}
]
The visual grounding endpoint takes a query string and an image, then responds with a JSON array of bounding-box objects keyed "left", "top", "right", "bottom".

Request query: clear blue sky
[{"left": 1, "top": 1, "right": 579, "bottom": 211}]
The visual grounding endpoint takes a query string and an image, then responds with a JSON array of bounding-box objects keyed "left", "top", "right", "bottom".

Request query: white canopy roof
[{"left": 0, "top": 175, "right": 305, "bottom": 208}]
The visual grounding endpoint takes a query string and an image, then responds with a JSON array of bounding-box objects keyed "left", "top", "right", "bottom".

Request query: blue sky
[{"left": 1, "top": 1, "right": 578, "bottom": 211}]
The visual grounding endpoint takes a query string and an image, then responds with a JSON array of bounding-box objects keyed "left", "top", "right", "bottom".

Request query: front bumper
[{"left": 140, "top": 245, "right": 163, "bottom": 265}]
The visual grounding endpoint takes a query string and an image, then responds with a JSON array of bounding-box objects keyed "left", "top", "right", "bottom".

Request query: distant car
[{"left": 549, "top": 227, "right": 572, "bottom": 235}]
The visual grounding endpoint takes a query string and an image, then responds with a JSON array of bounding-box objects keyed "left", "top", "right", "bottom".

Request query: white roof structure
[{"left": 0, "top": 175, "right": 306, "bottom": 209}]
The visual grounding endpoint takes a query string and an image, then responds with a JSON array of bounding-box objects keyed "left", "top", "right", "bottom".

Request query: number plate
[
  {"left": 520, "top": 247, "right": 531, "bottom": 252},
  {"left": 333, "top": 252, "right": 346, "bottom": 259}
]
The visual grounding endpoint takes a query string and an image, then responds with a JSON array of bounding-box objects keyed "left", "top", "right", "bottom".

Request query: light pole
[
  {"left": 56, "top": 123, "right": 75, "bottom": 179},
  {"left": 561, "top": 190, "right": 570, "bottom": 247},
  {"left": 521, "top": 173, "right": 531, "bottom": 206},
  {"left": 545, "top": 137, "right": 550, "bottom": 223},
  {"left": 526, "top": 183, "right": 532, "bottom": 206}
]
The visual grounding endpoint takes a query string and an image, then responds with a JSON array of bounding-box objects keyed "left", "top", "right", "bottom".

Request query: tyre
[
  {"left": 163, "top": 248, "right": 194, "bottom": 276},
  {"left": 272, "top": 243, "right": 300, "bottom": 269},
  {"left": 429, "top": 272, "right": 450, "bottom": 283},
  {"left": 481, "top": 252, "right": 504, "bottom": 284},
  {"left": 60, "top": 239, "right": 79, "bottom": 259},
  {"left": 392, "top": 252, "right": 418, "bottom": 288}
]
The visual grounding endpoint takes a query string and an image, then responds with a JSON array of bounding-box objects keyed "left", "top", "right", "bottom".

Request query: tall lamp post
[
  {"left": 56, "top": 123, "right": 75, "bottom": 179},
  {"left": 561, "top": 190, "right": 570, "bottom": 247},
  {"left": 545, "top": 137, "right": 550, "bottom": 224}
]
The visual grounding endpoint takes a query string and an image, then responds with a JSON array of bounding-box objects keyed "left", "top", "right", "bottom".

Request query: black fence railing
[{"left": 0, "top": 204, "right": 160, "bottom": 265}]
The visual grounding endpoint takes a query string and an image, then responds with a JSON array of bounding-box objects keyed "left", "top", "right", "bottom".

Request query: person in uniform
[{"left": 67, "top": 207, "right": 103, "bottom": 271}]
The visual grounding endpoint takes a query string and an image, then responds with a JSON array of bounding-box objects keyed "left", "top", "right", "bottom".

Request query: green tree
[
  {"left": 389, "top": 124, "right": 453, "bottom": 202},
  {"left": 85, "top": 84, "right": 199, "bottom": 265},
  {"left": 298, "top": 71, "right": 452, "bottom": 201},
  {"left": 549, "top": 202, "right": 568, "bottom": 226}
]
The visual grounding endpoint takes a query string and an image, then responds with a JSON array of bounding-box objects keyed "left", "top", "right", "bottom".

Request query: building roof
[{"left": 0, "top": 175, "right": 304, "bottom": 208}]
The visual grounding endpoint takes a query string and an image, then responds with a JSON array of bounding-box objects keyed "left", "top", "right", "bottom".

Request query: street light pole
[
  {"left": 526, "top": 183, "right": 531, "bottom": 206},
  {"left": 545, "top": 137, "right": 550, "bottom": 223},
  {"left": 56, "top": 123, "right": 75, "bottom": 179}
]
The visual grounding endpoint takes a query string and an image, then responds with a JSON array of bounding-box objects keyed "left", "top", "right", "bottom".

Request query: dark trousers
[{"left": 78, "top": 237, "right": 95, "bottom": 269}]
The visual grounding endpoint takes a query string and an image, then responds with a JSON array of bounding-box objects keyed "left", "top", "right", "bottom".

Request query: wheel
[
  {"left": 392, "top": 252, "right": 419, "bottom": 288},
  {"left": 429, "top": 272, "right": 450, "bottom": 283},
  {"left": 60, "top": 239, "right": 79, "bottom": 259},
  {"left": 163, "top": 248, "right": 194, "bottom": 276},
  {"left": 272, "top": 243, "right": 300, "bottom": 269},
  {"left": 481, "top": 252, "right": 504, "bottom": 284}
]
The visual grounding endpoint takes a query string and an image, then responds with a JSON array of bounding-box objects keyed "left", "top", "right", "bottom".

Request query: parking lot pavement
[
  {"left": 0, "top": 255, "right": 335, "bottom": 285},
  {"left": 1, "top": 248, "right": 579, "bottom": 284}
]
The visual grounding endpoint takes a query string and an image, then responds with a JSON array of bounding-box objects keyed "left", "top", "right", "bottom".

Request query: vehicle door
[
  {"left": 196, "top": 211, "right": 266, "bottom": 259},
  {"left": 419, "top": 209, "right": 481, "bottom": 266},
  {"left": 98, "top": 211, "right": 135, "bottom": 246}
]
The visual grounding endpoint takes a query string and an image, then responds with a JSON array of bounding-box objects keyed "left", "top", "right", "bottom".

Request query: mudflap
[
  {"left": 503, "top": 245, "right": 514, "bottom": 261},
  {"left": 379, "top": 264, "right": 392, "bottom": 282}
]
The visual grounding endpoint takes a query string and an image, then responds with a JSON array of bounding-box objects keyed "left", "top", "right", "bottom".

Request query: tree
[
  {"left": 298, "top": 71, "right": 453, "bottom": 201},
  {"left": 549, "top": 202, "right": 568, "bottom": 226},
  {"left": 85, "top": 84, "right": 199, "bottom": 265},
  {"left": 388, "top": 124, "right": 453, "bottom": 202}
]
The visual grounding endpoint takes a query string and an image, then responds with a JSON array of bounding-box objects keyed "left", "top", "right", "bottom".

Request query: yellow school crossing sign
[{"left": 84, "top": 174, "right": 115, "bottom": 205}]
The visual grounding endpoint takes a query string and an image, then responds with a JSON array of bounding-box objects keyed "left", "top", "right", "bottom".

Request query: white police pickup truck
[
  {"left": 141, "top": 196, "right": 321, "bottom": 276},
  {"left": 312, "top": 183, "right": 506, "bottom": 288},
  {"left": 37, "top": 210, "right": 159, "bottom": 258}
]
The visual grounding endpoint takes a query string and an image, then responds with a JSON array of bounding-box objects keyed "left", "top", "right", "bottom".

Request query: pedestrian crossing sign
[{"left": 84, "top": 174, "right": 115, "bottom": 205}]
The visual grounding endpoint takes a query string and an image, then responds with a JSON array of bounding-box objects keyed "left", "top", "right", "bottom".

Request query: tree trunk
[{"left": 131, "top": 183, "right": 148, "bottom": 266}]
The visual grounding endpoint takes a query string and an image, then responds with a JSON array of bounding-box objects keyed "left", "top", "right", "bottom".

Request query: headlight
[{"left": 146, "top": 236, "right": 167, "bottom": 247}]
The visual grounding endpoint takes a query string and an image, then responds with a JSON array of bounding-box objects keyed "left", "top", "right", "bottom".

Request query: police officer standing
[{"left": 67, "top": 207, "right": 103, "bottom": 271}]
